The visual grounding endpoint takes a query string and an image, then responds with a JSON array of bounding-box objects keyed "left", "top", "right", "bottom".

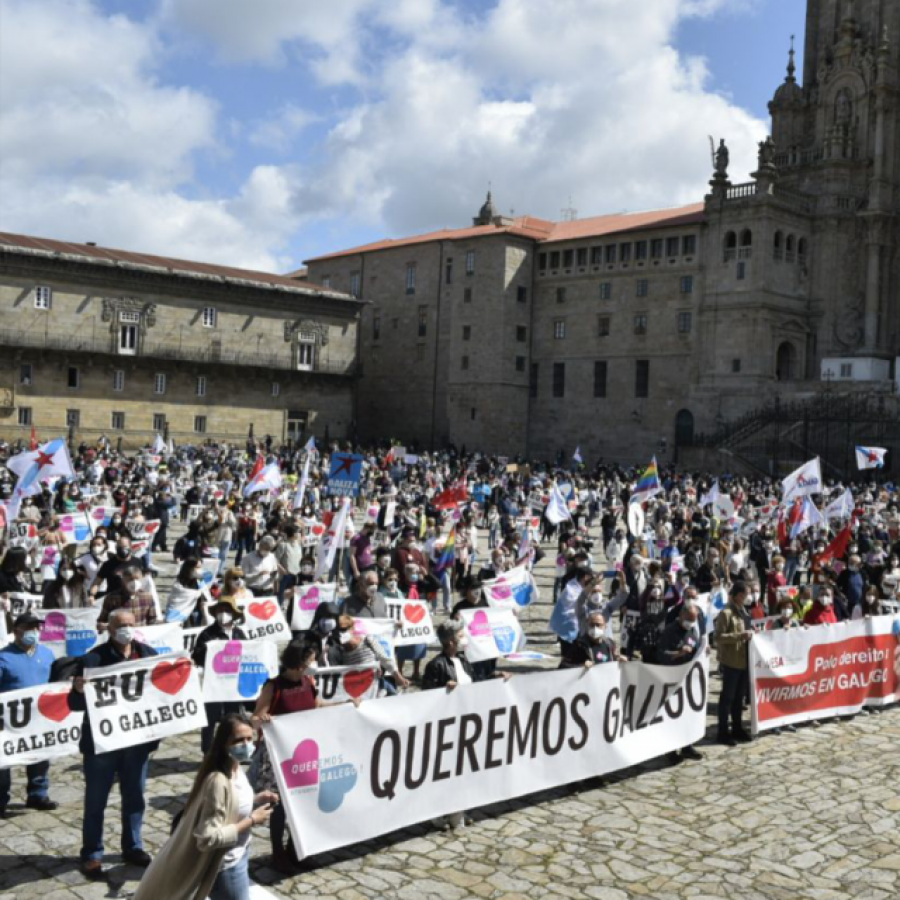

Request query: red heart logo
[
  {"left": 249, "top": 601, "right": 276, "bottom": 621},
  {"left": 144, "top": 521, "right": 160, "bottom": 534},
  {"left": 151, "top": 659, "right": 192, "bottom": 695},
  {"left": 312, "top": 524, "right": 325, "bottom": 536},
  {"left": 343, "top": 668, "right": 375, "bottom": 699},
  {"left": 404, "top": 603, "right": 426, "bottom": 624},
  {"left": 37, "top": 690, "right": 72, "bottom": 723}
]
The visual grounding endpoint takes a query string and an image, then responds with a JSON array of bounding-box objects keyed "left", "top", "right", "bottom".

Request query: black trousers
[{"left": 718, "top": 664, "right": 748, "bottom": 735}]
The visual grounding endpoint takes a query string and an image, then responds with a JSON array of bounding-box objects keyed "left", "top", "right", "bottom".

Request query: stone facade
[
  {"left": 306, "top": 0, "right": 900, "bottom": 466},
  {"left": 0, "top": 235, "right": 362, "bottom": 449}
]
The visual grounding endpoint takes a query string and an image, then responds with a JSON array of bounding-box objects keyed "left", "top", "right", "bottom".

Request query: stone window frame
[
  {"left": 201, "top": 307, "right": 218, "bottom": 328},
  {"left": 194, "top": 415, "right": 207, "bottom": 434},
  {"left": 34, "top": 286, "right": 52, "bottom": 310},
  {"left": 18, "top": 406, "right": 32, "bottom": 426},
  {"left": 19, "top": 363, "right": 32, "bottom": 386},
  {"left": 553, "top": 319, "right": 566, "bottom": 340},
  {"left": 196, "top": 375, "right": 207, "bottom": 397},
  {"left": 154, "top": 373, "right": 167, "bottom": 395},
  {"left": 111, "top": 411, "right": 125, "bottom": 431},
  {"left": 113, "top": 370, "right": 125, "bottom": 392}
]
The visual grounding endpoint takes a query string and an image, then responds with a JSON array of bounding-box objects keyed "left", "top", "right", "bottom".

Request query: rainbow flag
[
  {"left": 435, "top": 527, "right": 456, "bottom": 574},
  {"left": 630, "top": 457, "right": 661, "bottom": 505}
]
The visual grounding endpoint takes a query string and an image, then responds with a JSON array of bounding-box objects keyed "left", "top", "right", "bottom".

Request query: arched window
[
  {"left": 798, "top": 237, "right": 808, "bottom": 260},
  {"left": 776, "top": 342, "right": 797, "bottom": 381},
  {"left": 786, "top": 234, "right": 795, "bottom": 262},
  {"left": 723, "top": 231, "right": 737, "bottom": 262},
  {"left": 740, "top": 229, "right": 753, "bottom": 247},
  {"left": 773, "top": 230, "right": 783, "bottom": 261},
  {"left": 674, "top": 409, "right": 695, "bottom": 446}
]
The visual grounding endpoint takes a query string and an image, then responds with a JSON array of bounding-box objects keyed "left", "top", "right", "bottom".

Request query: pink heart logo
[
  {"left": 469, "top": 609, "right": 492, "bottom": 638},
  {"left": 212, "top": 640, "right": 242, "bottom": 674},
  {"left": 40, "top": 612, "right": 66, "bottom": 642},
  {"left": 59, "top": 518, "right": 74, "bottom": 532},
  {"left": 281, "top": 739, "right": 320, "bottom": 789},
  {"left": 492, "top": 579, "right": 512, "bottom": 601},
  {"left": 351, "top": 619, "right": 367, "bottom": 636},
  {"left": 299, "top": 586, "right": 320, "bottom": 611}
]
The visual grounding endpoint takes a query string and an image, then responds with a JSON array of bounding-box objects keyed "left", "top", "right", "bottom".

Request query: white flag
[
  {"left": 781, "top": 458, "right": 822, "bottom": 504},
  {"left": 317, "top": 498, "right": 352, "bottom": 578},
  {"left": 244, "top": 462, "right": 283, "bottom": 497},
  {"left": 699, "top": 480, "right": 719, "bottom": 508},
  {"left": 292, "top": 454, "right": 311, "bottom": 511},
  {"left": 824, "top": 488, "right": 854, "bottom": 521},
  {"left": 545, "top": 483, "right": 572, "bottom": 525},
  {"left": 152, "top": 434, "right": 167, "bottom": 454}
]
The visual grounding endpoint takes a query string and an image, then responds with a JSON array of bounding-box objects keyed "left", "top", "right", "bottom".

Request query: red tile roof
[
  {"left": 0, "top": 231, "right": 356, "bottom": 300},
  {"left": 304, "top": 203, "right": 704, "bottom": 262}
]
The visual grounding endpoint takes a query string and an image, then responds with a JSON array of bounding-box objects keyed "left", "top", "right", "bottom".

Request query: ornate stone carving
[
  {"left": 283, "top": 319, "right": 329, "bottom": 345},
  {"left": 100, "top": 297, "right": 157, "bottom": 327},
  {"left": 0, "top": 387, "right": 14, "bottom": 409}
]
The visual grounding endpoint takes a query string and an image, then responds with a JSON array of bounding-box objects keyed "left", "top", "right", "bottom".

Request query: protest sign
[
  {"left": 37, "top": 607, "right": 102, "bottom": 659},
  {"left": 201, "top": 640, "right": 280, "bottom": 702},
  {"left": 0, "top": 683, "right": 84, "bottom": 767},
  {"left": 133, "top": 623, "right": 186, "bottom": 655},
  {"left": 459, "top": 608, "right": 524, "bottom": 661},
  {"left": 327, "top": 453, "right": 364, "bottom": 497},
  {"left": 181, "top": 627, "right": 205, "bottom": 653},
  {"left": 385, "top": 600, "right": 436, "bottom": 647},
  {"left": 237, "top": 596, "right": 292, "bottom": 641},
  {"left": 8, "top": 522, "right": 38, "bottom": 551},
  {"left": 264, "top": 658, "right": 709, "bottom": 858},
  {"left": 8, "top": 592, "right": 44, "bottom": 615},
  {"left": 350, "top": 618, "right": 397, "bottom": 664},
  {"left": 290, "top": 583, "right": 338, "bottom": 631},
  {"left": 750, "top": 616, "right": 900, "bottom": 734},
  {"left": 481, "top": 565, "right": 539, "bottom": 611},
  {"left": 313, "top": 663, "right": 380, "bottom": 704},
  {"left": 84, "top": 651, "right": 206, "bottom": 753}
]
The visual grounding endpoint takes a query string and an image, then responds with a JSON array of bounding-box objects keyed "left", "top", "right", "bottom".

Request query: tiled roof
[
  {"left": 305, "top": 203, "right": 704, "bottom": 262},
  {"left": 0, "top": 231, "right": 357, "bottom": 301}
]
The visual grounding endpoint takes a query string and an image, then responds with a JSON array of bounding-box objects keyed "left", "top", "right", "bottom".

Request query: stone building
[
  {"left": 305, "top": 0, "right": 900, "bottom": 471},
  {"left": 0, "top": 233, "right": 361, "bottom": 449}
]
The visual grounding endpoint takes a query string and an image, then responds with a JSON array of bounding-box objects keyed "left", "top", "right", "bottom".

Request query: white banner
[
  {"left": 37, "top": 607, "right": 102, "bottom": 659},
  {"left": 201, "top": 640, "right": 280, "bottom": 702},
  {"left": 181, "top": 627, "right": 206, "bottom": 654},
  {"left": 0, "top": 683, "right": 84, "bottom": 767},
  {"left": 385, "top": 600, "right": 436, "bottom": 647},
  {"left": 84, "top": 651, "right": 206, "bottom": 753},
  {"left": 750, "top": 616, "right": 900, "bottom": 734},
  {"left": 237, "top": 596, "right": 292, "bottom": 642},
  {"left": 313, "top": 663, "right": 380, "bottom": 704},
  {"left": 133, "top": 623, "right": 187, "bottom": 656},
  {"left": 481, "top": 565, "right": 539, "bottom": 611},
  {"left": 265, "top": 659, "right": 709, "bottom": 858},
  {"left": 459, "top": 608, "right": 524, "bottom": 662},
  {"left": 8, "top": 592, "right": 44, "bottom": 615},
  {"left": 290, "top": 583, "right": 339, "bottom": 631}
]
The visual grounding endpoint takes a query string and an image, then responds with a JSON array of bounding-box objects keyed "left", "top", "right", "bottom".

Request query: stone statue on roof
[{"left": 714, "top": 139, "right": 730, "bottom": 178}]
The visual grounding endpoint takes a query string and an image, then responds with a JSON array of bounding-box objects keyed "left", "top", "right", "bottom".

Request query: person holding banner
[
  {"left": 192, "top": 597, "right": 249, "bottom": 752},
  {"left": 560, "top": 611, "right": 623, "bottom": 669},
  {"left": 132, "top": 713, "right": 276, "bottom": 900},
  {"left": 165, "top": 558, "right": 207, "bottom": 626},
  {"left": 75, "top": 535, "right": 109, "bottom": 591},
  {"left": 714, "top": 581, "right": 753, "bottom": 746},
  {"left": 71, "top": 609, "right": 159, "bottom": 880},
  {"left": 0, "top": 612, "right": 59, "bottom": 817}
]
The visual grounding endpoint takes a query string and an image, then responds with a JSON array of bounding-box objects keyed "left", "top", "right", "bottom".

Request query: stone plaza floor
[{"left": 1, "top": 523, "right": 899, "bottom": 899}]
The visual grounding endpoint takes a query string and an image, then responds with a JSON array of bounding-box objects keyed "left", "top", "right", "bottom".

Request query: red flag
[
  {"left": 29, "top": 423, "right": 37, "bottom": 451},
  {"left": 433, "top": 481, "right": 468, "bottom": 509},
  {"left": 246, "top": 456, "right": 264, "bottom": 485},
  {"left": 816, "top": 524, "right": 853, "bottom": 566}
]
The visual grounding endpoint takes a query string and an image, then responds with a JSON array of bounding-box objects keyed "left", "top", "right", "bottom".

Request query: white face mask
[
  {"left": 301, "top": 565, "right": 313, "bottom": 574},
  {"left": 587, "top": 627, "right": 603, "bottom": 640},
  {"left": 820, "top": 597, "right": 833, "bottom": 607},
  {"left": 233, "top": 578, "right": 245, "bottom": 588},
  {"left": 216, "top": 612, "right": 233, "bottom": 626},
  {"left": 780, "top": 609, "right": 793, "bottom": 619},
  {"left": 126, "top": 580, "right": 141, "bottom": 594},
  {"left": 366, "top": 584, "right": 378, "bottom": 598},
  {"left": 339, "top": 631, "right": 352, "bottom": 644},
  {"left": 113, "top": 626, "right": 134, "bottom": 645}
]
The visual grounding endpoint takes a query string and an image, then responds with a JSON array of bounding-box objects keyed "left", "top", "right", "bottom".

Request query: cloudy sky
[{"left": 0, "top": 0, "right": 805, "bottom": 272}]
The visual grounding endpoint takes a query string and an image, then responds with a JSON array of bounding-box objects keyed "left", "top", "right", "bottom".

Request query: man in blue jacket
[
  {"left": 70, "top": 609, "right": 158, "bottom": 881},
  {"left": 0, "top": 612, "right": 59, "bottom": 817}
]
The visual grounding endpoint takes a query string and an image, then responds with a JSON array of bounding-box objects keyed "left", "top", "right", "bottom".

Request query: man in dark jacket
[
  {"left": 659, "top": 602, "right": 704, "bottom": 763},
  {"left": 70, "top": 609, "right": 158, "bottom": 881}
]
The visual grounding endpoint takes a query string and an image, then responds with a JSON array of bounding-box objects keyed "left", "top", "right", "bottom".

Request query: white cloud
[{"left": 247, "top": 104, "right": 318, "bottom": 153}]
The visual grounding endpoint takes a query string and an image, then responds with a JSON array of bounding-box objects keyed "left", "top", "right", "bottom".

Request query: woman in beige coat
[{"left": 133, "top": 713, "right": 277, "bottom": 900}]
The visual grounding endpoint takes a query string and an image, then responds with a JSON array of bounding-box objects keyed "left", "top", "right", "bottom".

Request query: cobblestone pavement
[{"left": 2, "top": 522, "right": 899, "bottom": 899}]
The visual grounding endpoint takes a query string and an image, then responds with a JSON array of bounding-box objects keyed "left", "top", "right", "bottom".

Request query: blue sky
[{"left": 0, "top": 0, "right": 808, "bottom": 272}]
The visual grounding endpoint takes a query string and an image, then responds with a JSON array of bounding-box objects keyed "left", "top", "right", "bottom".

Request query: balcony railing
[{"left": 0, "top": 328, "right": 356, "bottom": 376}]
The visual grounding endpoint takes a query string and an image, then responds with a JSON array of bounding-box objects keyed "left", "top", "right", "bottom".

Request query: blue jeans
[
  {"left": 80, "top": 746, "right": 151, "bottom": 861},
  {"left": 210, "top": 851, "right": 250, "bottom": 900},
  {"left": 217, "top": 541, "right": 231, "bottom": 576},
  {"left": 0, "top": 760, "right": 49, "bottom": 808}
]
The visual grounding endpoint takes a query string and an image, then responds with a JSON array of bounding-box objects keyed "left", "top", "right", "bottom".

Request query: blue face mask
[
  {"left": 21, "top": 630, "right": 39, "bottom": 647},
  {"left": 229, "top": 742, "right": 254, "bottom": 764}
]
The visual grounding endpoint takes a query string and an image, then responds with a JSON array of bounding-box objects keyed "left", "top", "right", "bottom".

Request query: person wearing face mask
[
  {"left": 298, "top": 602, "right": 341, "bottom": 663},
  {"left": 773, "top": 596, "right": 800, "bottom": 629},
  {"left": 43, "top": 561, "right": 92, "bottom": 609},
  {"left": 714, "top": 581, "right": 754, "bottom": 746},
  {"left": 76, "top": 537, "right": 108, "bottom": 591},
  {"left": 296, "top": 554, "right": 316, "bottom": 586},
  {"left": 165, "top": 557, "right": 207, "bottom": 625},
  {"left": 341, "top": 571, "right": 389, "bottom": 619},
  {"left": 221, "top": 567, "right": 252, "bottom": 603},
  {"left": 132, "top": 713, "right": 276, "bottom": 900},
  {"left": 766, "top": 554, "right": 788, "bottom": 613},
  {"left": 328, "top": 615, "right": 410, "bottom": 691},
  {"left": 90, "top": 535, "right": 148, "bottom": 601},
  {"left": 636, "top": 580, "right": 668, "bottom": 664},
  {"left": 563, "top": 611, "right": 624, "bottom": 669},
  {"left": 192, "top": 598, "right": 249, "bottom": 753},
  {"left": 240, "top": 536, "right": 279, "bottom": 597},
  {"left": 803, "top": 587, "right": 839, "bottom": 625},
  {"left": 836, "top": 554, "right": 868, "bottom": 618},
  {"left": 853, "top": 586, "right": 888, "bottom": 620},
  {"left": 0, "top": 613, "right": 59, "bottom": 817},
  {"left": 70, "top": 609, "right": 159, "bottom": 880},
  {"left": 97, "top": 564, "right": 158, "bottom": 628},
  {"left": 392, "top": 527, "right": 434, "bottom": 595},
  {"left": 274, "top": 525, "right": 305, "bottom": 600}
]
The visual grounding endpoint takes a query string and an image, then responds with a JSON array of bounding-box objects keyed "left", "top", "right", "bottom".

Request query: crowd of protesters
[{"left": 1, "top": 434, "right": 898, "bottom": 896}]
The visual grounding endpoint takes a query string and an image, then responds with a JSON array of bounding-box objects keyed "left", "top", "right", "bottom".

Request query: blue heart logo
[
  {"left": 318, "top": 763, "right": 357, "bottom": 813},
  {"left": 512, "top": 583, "right": 533, "bottom": 607},
  {"left": 66, "top": 629, "right": 98, "bottom": 657},
  {"left": 237, "top": 661, "right": 269, "bottom": 698},
  {"left": 493, "top": 624, "right": 517, "bottom": 654},
  {"left": 74, "top": 524, "right": 91, "bottom": 542},
  {"left": 200, "top": 570, "right": 215, "bottom": 587}
]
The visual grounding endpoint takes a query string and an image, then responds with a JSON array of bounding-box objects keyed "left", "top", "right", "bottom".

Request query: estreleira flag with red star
[
  {"left": 5, "top": 438, "right": 75, "bottom": 519},
  {"left": 855, "top": 446, "right": 886, "bottom": 470}
]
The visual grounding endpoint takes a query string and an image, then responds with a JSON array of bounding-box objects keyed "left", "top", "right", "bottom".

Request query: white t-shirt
[
  {"left": 450, "top": 657, "right": 473, "bottom": 686},
  {"left": 221, "top": 766, "right": 254, "bottom": 870}
]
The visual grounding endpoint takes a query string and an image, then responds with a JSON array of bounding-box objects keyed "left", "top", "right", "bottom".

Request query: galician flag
[
  {"left": 6, "top": 438, "right": 75, "bottom": 520},
  {"left": 304, "top": 436, "right": 317, "bottom": 456},
  {"left": 781, "top": 457, "right": 822, "bottom": 504},
  {"left": 699, "top": 480, "right": 720, "bottom": 508},
  {"left": 572, "top": 447, "right": 583, "bottom": 464},
  {"left": 856, "top": 446, "right": 886, "bottom": 470},
  {"left": 316, "top": 497, "right": 352, "bottom": 578},
  {"left": 292, "top": 454, "right": 312, "bottom": 510},
  {"left": 544, "top": 483, "right": 572, "bottom": 525},
  {"left": 244, "top": 462, "right": 283, "bottom": 497},
  {"left": 152, "top": 434, "right": 167, "bottom": 454},
  {"left": 630, "top": 458, "right": 661, "bottom": 505},
  {"left": 824, "top": 488, "right": 854, "bottom": 521},
  {"left": 789, "top": 496, "right": 824, "bottom": 539}
]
